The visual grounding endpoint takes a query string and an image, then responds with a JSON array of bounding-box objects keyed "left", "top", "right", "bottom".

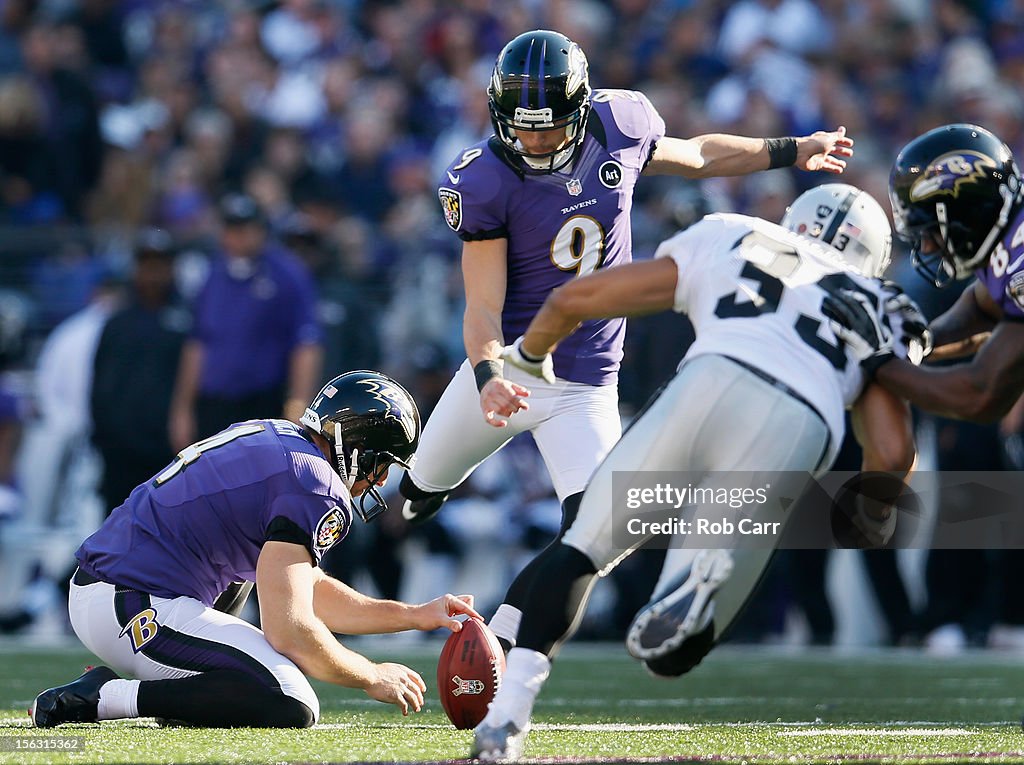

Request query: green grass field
[{"left": 2, "top": 639, "right": 1024, "bottom": 763}]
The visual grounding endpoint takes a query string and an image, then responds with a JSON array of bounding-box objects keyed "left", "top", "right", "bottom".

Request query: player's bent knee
[{"left": 268, "top": 695, "right": 317, "bottom": 728}]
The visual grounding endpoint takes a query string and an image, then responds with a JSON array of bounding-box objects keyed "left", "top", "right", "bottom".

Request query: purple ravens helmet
[
  {"left": 889, "top": 123, "right": 1022, "bottom": 287},
  {"left": 487, "top": 30, "right": 591, "bottom": 173}
]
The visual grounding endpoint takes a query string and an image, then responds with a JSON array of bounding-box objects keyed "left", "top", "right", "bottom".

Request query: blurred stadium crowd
[{"left": 0, "top": 0, "right": 1022, "bottom": 651}]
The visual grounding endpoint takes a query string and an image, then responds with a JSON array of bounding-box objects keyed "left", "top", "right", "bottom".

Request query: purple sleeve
[
  {"left": 265, "top": 493, "right": 348, "bottom": 564},
  {"left": 999, "top": 269, "right": 1024, "bottom": 321},
  {"left": 597, "top": 89, "right": 666, "bottom": 171},
  {"left": 979, "top": 228, "right": 1024, "bottom": 321},
  {"left": 437, "top": 142, "right": 510, "bottom": 242}
]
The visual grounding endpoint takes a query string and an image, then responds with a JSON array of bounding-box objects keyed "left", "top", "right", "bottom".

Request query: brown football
[{"left": 436, "top": 617, "right": 505, "bottom": 729}]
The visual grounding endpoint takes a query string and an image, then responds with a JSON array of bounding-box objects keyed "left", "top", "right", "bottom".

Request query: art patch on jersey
[
  {"left": 313, "top": 506, "right": 346, "bottom": 560},
  {"left": 439, "top": 187, "right": 462, "bottom": 231},
  {"left": 119, "top": 607, "right": 160, "bottom": 653},
  {"left": 599, "top": 160, "right": 623, "bottom": 188},
  {"left": 910, "top": 151, "right": 996, "bottom": 201},
  {"left": 1009, "top": 271, "right": 1024, "bottom": 311}
]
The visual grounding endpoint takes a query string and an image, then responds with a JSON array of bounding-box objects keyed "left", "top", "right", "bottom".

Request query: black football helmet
[
  {"left": 889, "top": 123, "right": 1022, "bottom": 287},
  {"left": 300, "top": 371, "right": 421, "bottom": 522},
  {"left": 488, "top": 29, "right": 591, "bottom": 173}
]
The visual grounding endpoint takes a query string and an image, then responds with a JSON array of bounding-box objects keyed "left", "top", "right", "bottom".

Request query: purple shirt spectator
[{"left": 192, "top": 245, "right": 323, "bottom": 397}]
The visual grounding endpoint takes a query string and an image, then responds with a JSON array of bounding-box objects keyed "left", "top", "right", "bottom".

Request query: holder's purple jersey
[
  {"left": 76, "top": 419, "right": 353, "bottom": 605},
  {"left": 438, "top": 89, "right": 666, "bottom": 385},
  {"left": 977, "top": 206, "right": 1024, "bottom": 321}
]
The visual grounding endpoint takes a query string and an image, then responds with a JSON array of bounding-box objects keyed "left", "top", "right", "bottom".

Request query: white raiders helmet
[{"left": 782, "top": 183, "right": 893, "bottom": 277}]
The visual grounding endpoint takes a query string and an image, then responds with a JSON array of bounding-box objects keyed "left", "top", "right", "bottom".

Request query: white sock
[
  {"left": 96, "top": 679, "right": 140, "bottom": 720},
  {"left": 488, "top": 604, "right": 522, "bottom": 647},
  {"left": 481, "top": 647, "right": 550, "bottom": 730}
]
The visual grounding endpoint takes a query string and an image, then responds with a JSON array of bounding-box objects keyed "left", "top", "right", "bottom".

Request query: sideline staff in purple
[{"left": 169, "top": 193, "right": 324, "bottom": 453}]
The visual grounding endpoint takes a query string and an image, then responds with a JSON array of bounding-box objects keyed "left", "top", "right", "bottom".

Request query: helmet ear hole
[{"left": 357, "top": 450, "right": 379, "bottom": 479}]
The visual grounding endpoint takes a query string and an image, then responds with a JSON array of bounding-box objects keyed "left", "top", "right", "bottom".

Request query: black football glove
[
  {"left": 880, "top": 280, "right": 932, "bottom": 365},
  {"left": 822, "top": 289, "right": 896, "bottom": 378}
]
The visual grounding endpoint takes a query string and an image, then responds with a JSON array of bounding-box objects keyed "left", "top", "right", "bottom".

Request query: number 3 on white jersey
[{"left": 551, "top": 215, "right": 606, "bottom": 277}]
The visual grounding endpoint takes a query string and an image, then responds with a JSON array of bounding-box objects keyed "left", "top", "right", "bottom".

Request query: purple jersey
[
  {"left": 977, "top": 205, "right": 1024, "bottom": 321},
  {"left": 76, "top": 419, "right": 352, "bottom": 605},
  {"left": 438, "top": 89, "right": 666, "bottom": 385}
]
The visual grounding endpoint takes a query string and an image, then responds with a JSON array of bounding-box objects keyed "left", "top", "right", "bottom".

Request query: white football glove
[
  {"left": 501, "top": 336, "right": 555, "bottom": 384},
  {"left": 880, "top": 280, "right": 932, "bottom": 365},
  {"left": 822, "top": 288, "right": 896, "bottom": 377}
]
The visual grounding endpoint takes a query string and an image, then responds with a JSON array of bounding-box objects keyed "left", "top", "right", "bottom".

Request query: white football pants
[
  {"left": 407, "top": 359, "right": 621, "bottom": 502},
  {"left": 69, "top": 578, "right": 320, "bottom": 721},
  {"left": 563, "top": 353, "right": 834, "bottom": 637}
]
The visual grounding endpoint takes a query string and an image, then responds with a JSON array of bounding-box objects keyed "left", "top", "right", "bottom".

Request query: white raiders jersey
[{"left": 655, "top": 213, "right": 910, "bottom": 445}]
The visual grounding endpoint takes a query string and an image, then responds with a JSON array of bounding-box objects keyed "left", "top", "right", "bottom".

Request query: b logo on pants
[{"left": 120, "top": 608, "right": 159, "bottom": 653}]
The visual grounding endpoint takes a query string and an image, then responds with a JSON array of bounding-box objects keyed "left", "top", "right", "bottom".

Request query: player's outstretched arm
[
  {"left": 310, "top": 567, "right": 481, "bottom": 634},
  {"left": 875, "top": 321, "right": 1024, "bottom": 422},
  {"left": 828, "top": 287, "right": 1024, "bottom": 421},
  {"left": 927, "top": 281, "right": 1000, "bottom": 358},
  {"left": 518, "top": 257, "right": 680, "bottom": 359},
  {"left": 643, "top": 126, "right": 853, "bottom": 178},
  {"left": 255, "top": 541, "right": 424, "bottom": 713}
]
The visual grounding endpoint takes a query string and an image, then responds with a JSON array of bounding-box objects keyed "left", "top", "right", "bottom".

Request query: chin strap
[{"left": 350, "top": 449, "right": 417, "bottom": 523}]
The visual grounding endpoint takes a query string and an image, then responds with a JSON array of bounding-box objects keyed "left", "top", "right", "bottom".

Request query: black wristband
[
  {"left": 765, "top": 136, "right": 798, "bottom": 169},
  {"left": 474, "top": 359, "right": 503, "bottom": 392}
]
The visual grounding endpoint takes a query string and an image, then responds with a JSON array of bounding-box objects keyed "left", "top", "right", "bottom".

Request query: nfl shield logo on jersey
[
  {"left": 439, "top": 188, "right": 463, "bottom": 231},
  {"left": 566, "top": 178, "right": 583, "bottom": 196}
]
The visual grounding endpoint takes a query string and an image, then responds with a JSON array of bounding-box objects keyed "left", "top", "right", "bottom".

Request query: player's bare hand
[
  {"left": 797, "top": 126, "right": 854, "bottom": 174},
  {"left": 365, "top": 662, "right": 427, "bottom": 715},
  {"left": 479, "top": 377, "right": 530, "bottom": 428},
  {"left": 414, "top": 593, "right": 482, "bottom": 632}
]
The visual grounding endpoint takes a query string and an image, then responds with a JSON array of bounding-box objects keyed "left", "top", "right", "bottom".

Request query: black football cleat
[
  {"left": 626, "top": 549, "right": 733, "bottom": 661},
  {"left": 401, "top": 493, "right": 449, "bottom": 526},
  {"left": 31, "top": 665, "right": 120, "bottom": 727},
  {"left": 642, "top": 622, "right": 716, "bottom": 678}
]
